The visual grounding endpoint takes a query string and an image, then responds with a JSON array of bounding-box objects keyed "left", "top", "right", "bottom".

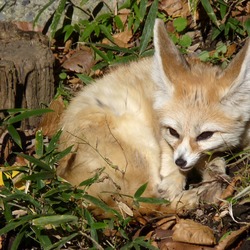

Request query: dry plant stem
[
  {"left": 79, "top": 231, "right": 104, "bottom": 250},
  {"left": 105, "top": 117, "right": 128, "bottom": 173},
  {"left": 67, "top": 131, "right": 124, "bottom": 174},
  {"left": 226, "top": 153, "right": 250, "bottom": 168},
  {"left": 221, "top": 1, "right": 237, "bottom": 25}
]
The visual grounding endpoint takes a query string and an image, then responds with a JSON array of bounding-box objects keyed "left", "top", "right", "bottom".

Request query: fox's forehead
[
  {"left": 173, "top": 61, "right": 225, "bottom": 104},
  {"left": 161, "top": 97, "right": 234, "bottom": 134}
]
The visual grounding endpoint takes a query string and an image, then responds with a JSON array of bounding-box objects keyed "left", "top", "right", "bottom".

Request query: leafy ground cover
[{"left": 0, "top": 0, "right": 250, "bottom": 249}]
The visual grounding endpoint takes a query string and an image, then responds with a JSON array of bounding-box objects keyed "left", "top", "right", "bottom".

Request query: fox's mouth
[
  {"left": 178, "top": 164, "right": 193, "bottom": 172},
  {"left": 175, "top": 157, "right": 194, "bottom": 172}
]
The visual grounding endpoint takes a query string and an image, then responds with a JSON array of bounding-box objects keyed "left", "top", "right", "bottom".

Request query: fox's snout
[{"left": 175, "top": 157, "right": 188, "bottom": 170}]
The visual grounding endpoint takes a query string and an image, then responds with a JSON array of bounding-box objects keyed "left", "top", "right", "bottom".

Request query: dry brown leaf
[
  {"left": 38, "top": 96, "right": 65, "bottom": 137},
  {"left": 156, "top": 216, "right": 177, "bottom": 226},
  {"left": 13, "top": 21, "right": 43, "bottom": 32},
  {"left": 172, "top": 219, "right": 216, "bottom": 246},
  {"left": 136, "top": 216, "right": 148, "bottom": 226},
  {"left": 68, "top": 77, "right": 82, "bottom": 85},
  {"left": 156, "top": 216, "right": 177, "bottom": 230},
  {"left": 117, "top": 9, "right": 131, "bottom": 26},
  {"left": 225, "top": 43, "right": 237, "bottom": 58},
  {"left": 215, "top": 225, "right": 250, "bottom": 250},
  {"left": 63, "top": 39, "right": 72, "bottom": 54},
  {"left": 159, "top": 0, "right": 190, "bottom": 18},
  {"left": 160, "top": 241, "right": 215, "bottom": 250},
  {"left": 102, "top": 28, "right": 133, "bottom": 48},
  {"left": 62, "top": 48, "right": 94, "bottom": 74},
  {"left": 220, "top": 176, "right": 241, "bottom": 200},
  {"left": 113, "top": 29, "right": 133, "bottom": 47}
]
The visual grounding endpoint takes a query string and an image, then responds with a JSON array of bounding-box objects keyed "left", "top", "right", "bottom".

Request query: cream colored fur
[{"left": 57, "top": 19, "right": 250, "bottom": 215}]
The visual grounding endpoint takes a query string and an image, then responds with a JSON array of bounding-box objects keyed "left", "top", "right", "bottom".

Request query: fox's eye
[
  {"left": 196, "top": 131, "right": 214, "bottom": 141},
  {"left": 168, "top": 127, "right": 180, "bottom": 139}
]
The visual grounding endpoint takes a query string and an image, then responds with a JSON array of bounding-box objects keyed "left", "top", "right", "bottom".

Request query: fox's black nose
[{"left": 175, "top": 158, "right": 187, "bottom": 168}]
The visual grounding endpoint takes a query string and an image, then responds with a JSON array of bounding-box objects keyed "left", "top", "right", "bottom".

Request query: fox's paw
[
  {"left": 199, "top": 157, "right": 230, "bottom": 203},
  {"left": 168, "top": 158, "right": 230, "bottom": 210},
  {"left": 157, "top": 172, "right": 186, "bottom": 201},
  {"left": 202, "top": 157, "right": 228, "bottom": 182}
]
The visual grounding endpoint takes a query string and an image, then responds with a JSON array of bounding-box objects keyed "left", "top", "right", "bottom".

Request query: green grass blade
[
  {"left": 83, "top": 194, "right": 121, "bottom": 218},
  {"left": 99, "top": 24, "right": 114, "bottom": 42},
  {"left": 0, "top": 215, "right": 38, "bottom": 235},
  {"left": 45, "top": 233, "right": 79, "bottom": 250},
  {"left": 4, "top": 191, "right": 42, "bottom": 209},
  {"left": 50, "top": 0, "right": 67, "bottom": 38},
  {"left": 33, "top": 0, "right": 57, "bottom": 27},
  {"left": 7, "top": 124, "right": 22, "bottom": 149},
  {"left": 32, "top": 215, "right": 78, "bottom": 228},
  {"left": 7, "top": 109, "right": 53, "bottom": 125},
  {"left": 85, "top": 209, "right": 99, "bottom": 244},
  {"left": 22, "top": 171, "right": 55, "bottom": 181},
  {"left": 11, "top": 226, "right": 27, "bottom": 250},
  {"left": 139, "top": 0, "right": 159, "bottom": 55},
  {"left": 46, "top": 129, "right": 62, "bottom": 153},
  {"left": 18, "top": 153, "right": 51, "bottom": 171},
  {"left": 139, "top": 0, "right": 147, "bottom": 21},
  {"left": 91, "top": 45, "right": 110, "bottom": 62},
  {"left": 200, "top": 0, "right": 220, "bottom": 27}
]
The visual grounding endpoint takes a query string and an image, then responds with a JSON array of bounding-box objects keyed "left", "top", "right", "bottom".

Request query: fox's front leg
[
  {"left": 158, "top": 140, "right": 187, "bottom": 200},
  {"left": 171, "top": 157, "right": 229, "bottom": 209}
]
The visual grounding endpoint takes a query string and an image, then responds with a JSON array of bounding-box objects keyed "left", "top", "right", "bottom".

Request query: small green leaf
[
  {"left": 59, "top": 72, "right": 67, "bottom": 80},
  {"left": 63, "top": 24, "right": 74, "bottom": 42},
  {"left": 244, "top": 18, "right": 250, "bottom": 36},
  {"left": 134, "top": 183, "right": 148, "bottom": 198},
  {"left": 7, "top": 124, "right": 22, "bottom": 149},
  {"left": 199, "top": 50, "right": 210, "bottom": 62},
  {"left": 32, "top": 215, "right": 78, "bottom": 228},
  {"left": 136, "top": 196, "right": 169, "bottom": 204},
  {"left": 216, "top": 42, "right": 227, "bottom": 54},
  {"left": 99, "top": 24, "right": 114, "bottom": 42},
  {"left": 76, "top": 74, "right": 93, "bottom": 85},
  {"left": 35, "top": 130, "right": 44, "bottom": 157},
  {"left": 91, "top": 222, "right": 108, "bottom": 229},
  {"left": 173, "top": 17, "right": 187, "bottom": 32},
  {"left": 81, "top": 22, "right": 96, "bottom": 41},
  {"left": 114, "top": 15, "right": 124, "bottom": 30},
  {"left": 179, "top": 34, "right": 192, "bottom": 48}
]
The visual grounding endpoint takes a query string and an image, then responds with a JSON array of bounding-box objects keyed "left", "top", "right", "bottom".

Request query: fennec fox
[{"left": 57, "top": 19, "right": 250, "bottom": 214}]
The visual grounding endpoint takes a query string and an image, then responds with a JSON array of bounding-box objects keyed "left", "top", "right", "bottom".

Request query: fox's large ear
[
  {"left": 152, "top": 19, "right": 189, "bottom": 108},
  {"left": 220, "top": 39, "right": 250, "bottom": 120}
]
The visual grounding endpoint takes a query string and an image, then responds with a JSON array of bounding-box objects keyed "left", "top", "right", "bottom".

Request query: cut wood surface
[{"left": 0, "top": 22, "right": 55, "bottom": 128}]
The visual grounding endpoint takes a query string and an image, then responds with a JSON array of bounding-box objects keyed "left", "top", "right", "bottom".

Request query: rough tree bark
[{"left": 0, "top": 22, "right": 55, "bottom": 129}]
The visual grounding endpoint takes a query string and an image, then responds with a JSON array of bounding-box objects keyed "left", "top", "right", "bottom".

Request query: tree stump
[{"left": 0, "top": 22, "right": 55, "bottom": 129}]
